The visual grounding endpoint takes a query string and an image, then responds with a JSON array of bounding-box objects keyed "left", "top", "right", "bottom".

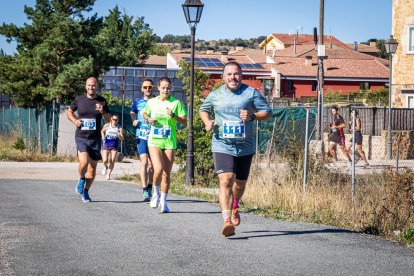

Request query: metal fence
[
  {"left": 1, "top": 104, "right": 414, "bottom": 177},
  {"left": 0, "top": 103, "right": 59, "bottom": 154}
]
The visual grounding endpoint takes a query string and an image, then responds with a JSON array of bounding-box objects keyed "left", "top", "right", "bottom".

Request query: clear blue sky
[{"left": 0, "top": 0, "right": 392, "bottom": 55}]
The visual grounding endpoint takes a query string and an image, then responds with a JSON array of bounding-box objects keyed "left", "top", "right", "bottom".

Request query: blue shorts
[
  {"left": 75, "top": 137, "right": 102, "bottom": 161},
  {"left": 137, "top": 139, "right": 149, "bottom": 156}
]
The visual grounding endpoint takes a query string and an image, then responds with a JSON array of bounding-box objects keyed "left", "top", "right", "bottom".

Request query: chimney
[
  {"left": 220, "top": 50, "right": 229, "bottom": 62},
  {"left": 353, "top": 41, "right": 358, "bottom": 51},
  {"left": 305, "top": 55, "right": 312, "bottom": 66},
  {"left": 369, "top": 41, "right": 377, "bottom": 47}
]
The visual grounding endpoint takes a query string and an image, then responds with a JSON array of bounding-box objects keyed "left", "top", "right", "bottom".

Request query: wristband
[
  {"left": 250, "top": 113, "right": 257, "bottom": 121},
  {"left": 171, "top": 112, "right": 176, "bottom": 118}
]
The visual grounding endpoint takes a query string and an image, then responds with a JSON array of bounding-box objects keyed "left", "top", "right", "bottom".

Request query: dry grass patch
[
  {"left": 0, "top": 134, "right": 76, "bottom": 162},
  {"left": 242, "top": 157, "right": 414, "bottom": 243}
]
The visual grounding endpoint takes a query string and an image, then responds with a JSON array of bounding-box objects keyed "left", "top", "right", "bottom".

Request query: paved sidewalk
[{"left": 0, "top": 158, "right": 141, "bottom": 181}]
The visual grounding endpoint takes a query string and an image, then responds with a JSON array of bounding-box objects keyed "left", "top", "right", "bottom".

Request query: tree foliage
[
  {"left": 175, "top": 60, "right": 217, "bottom": 185},
  {"left": 0, "top": 0, "right": 156, "bottom": 107}
]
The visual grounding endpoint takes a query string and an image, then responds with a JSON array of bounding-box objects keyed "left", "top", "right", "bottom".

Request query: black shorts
[
  {"left": 213, "top": 152, "right": 254, "bottom": 181},
  {"left": 75, "top": 137, "right": 102, "bottom": 161},
  {"left": 350, "top": 131, "right": 363, "bottom": 146}
]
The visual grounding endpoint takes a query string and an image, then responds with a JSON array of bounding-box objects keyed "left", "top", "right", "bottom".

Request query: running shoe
[
  {"left": 81, "top": 191, "right": 91, "bottom": 202},
  {"left": 231, "top": 208, "right": 241, "bottom": 226},
  {"left": 150, "top": 194, "right": 160, "bottom": 208},
  {"left": 159, "top": 203, "right": 170, "bottom": 213},
  {"left": 76, "top": 179, "right": 86, "bottom": 194},
  {"left": 221, "top": 219, "right": 235, "bottom": 237},
  {"left": 102, "top": 167, "right": 107, "bottom": 175},
  {"left": 106, "top": 175, "right": 110, "bottom": 180},
  {"left": 143, "top": 189, "right": 151, "bottom": 202}
]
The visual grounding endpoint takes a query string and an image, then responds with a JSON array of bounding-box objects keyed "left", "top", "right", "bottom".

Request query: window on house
[
  {"left": 311, "top": 80, "right": 317, "bottom": 91},
  {"left": 287, "top": 80, "right": 294, "bottom": 91},
  {"left": 407, "top": 95, "right": 414, "bottom": 108},
  {"left": 409, "top": 25, "right": 414, "bottom": 53},
  {"left": 360, "top": 82, "right": 370, "bottom": 91}
]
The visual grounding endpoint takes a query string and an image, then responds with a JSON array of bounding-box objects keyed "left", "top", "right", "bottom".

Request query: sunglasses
[
  {"left": 142, "top": 86, "right": 153, "bottom": 89},
  {"left": 112, "top": 118, "right": 118, "bottom": 121}
]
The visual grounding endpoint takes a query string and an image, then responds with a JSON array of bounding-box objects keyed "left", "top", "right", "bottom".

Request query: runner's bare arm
[
  {"left": 67, "top": 108, "right": 82, "bottom": 127},
  {"left": 118, "top": 128, "right": 124, "bottom": 141},
  {"left": 199, "top": 111, "right": 214, "bottom": 131}
]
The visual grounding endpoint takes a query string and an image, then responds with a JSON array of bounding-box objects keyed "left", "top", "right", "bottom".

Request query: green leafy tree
[
  {"left": 375, "top": 39, "right": 387, "bottom": 59},
  {"left": 0, "top": 1, "right": 156, "bottom": 107},
  {"left": 100, "top": 91, "right": 132, "bottom": 106},
  {"left": 0, "top": 0, "right": 101, "bottom": 107},
  {"left": 175, "top": 60, "right": 217, "bottom": 185},
  {"left": 95, "top": 5, "right": 157, "bottom": 66},
  {"left": 149, "top": 44, "right": 169, "bottom": 56}
]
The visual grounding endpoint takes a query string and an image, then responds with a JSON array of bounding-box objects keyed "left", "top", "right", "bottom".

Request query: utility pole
[{"left": 316, "top": 0, "right": 325, "bottom": 141}]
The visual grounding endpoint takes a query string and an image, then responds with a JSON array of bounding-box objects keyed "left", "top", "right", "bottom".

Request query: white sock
[
  {"left": 153, "top": 185, "right": 160, "bottom": 197},
  {"left": 160, "top": 192, "right": 168, "bottom": 205}
]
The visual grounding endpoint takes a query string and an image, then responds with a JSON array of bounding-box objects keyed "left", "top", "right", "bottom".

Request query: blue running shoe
[
  {"left": 81, "top": 191, "right": 91, "bottom": 202},
  {"left": 76, "top": 179, "right": 86, "bottom": 194},
  {"left": 159, "top": 202, "right": 169, "bottom": 213},
  {"left": 143, "top": 189, "right": 151, "bottom": 202}
]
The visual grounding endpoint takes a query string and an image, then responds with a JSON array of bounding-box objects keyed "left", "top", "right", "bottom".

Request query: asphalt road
[{"left": 1, "top": 177, "right": 414, "bottom": 275}]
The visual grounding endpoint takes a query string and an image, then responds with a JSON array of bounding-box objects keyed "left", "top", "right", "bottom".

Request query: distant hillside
[{"left": 154, "top": 34, "right": 267, "bottom": 53}]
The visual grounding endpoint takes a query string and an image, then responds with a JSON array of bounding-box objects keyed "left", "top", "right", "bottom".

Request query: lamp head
[
  {"left": 182, "top": 0, "right": 204, "bottom": 28},
  {"left": 385, "top": 35, "right": 398, "bottom": 54}
]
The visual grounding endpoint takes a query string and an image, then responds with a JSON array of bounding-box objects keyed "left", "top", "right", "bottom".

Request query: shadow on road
[
  {"left": 167, "top": 199, "right": 209, "bottom": 204},
  {"left": 91, "top": 200, "right": 147, "bottom": 204},
  {"left": 167, "top": 211, "right": 221, "bottom": 214},
  {"left": 229, "top": 228, "right": 354, "bottom": 240}
]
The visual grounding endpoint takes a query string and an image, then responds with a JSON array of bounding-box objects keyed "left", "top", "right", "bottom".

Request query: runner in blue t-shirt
[
  {"left": 199, "top": 62, "right": 272, "bottom": 237},
  {"left": 130, "top": 78, "right": 154, "bottom": 201}
]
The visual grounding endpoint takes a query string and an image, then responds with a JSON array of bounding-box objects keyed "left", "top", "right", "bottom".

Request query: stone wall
[{"left": 392, "top": 0, "right": 414, "bottom": 108}]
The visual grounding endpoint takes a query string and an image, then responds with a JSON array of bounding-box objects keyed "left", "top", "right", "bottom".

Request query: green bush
[
  {"left": 12, "top": 137, "right": 26, "bottom": 152},
  {"left": 401, "top": 227, "right": 414, "bottom": 245},
  {"left": 100, "top": 91, "right": 133, "bottom": 107}
]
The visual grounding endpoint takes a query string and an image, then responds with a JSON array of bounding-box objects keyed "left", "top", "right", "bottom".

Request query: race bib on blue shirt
[
  {"left": 222, "top": 120, "right": 245, "bottom": 139},
  {"left": 136, "top": 128, "right": 150, "bottom": 140}
]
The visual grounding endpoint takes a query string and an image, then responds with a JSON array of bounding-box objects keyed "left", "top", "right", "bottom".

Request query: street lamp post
[
  {"left": 385, "top": 35, "right": 398, "bottom": 159},
  {"left": 182, "top": 0, "right": 204, "bottom": 185}
]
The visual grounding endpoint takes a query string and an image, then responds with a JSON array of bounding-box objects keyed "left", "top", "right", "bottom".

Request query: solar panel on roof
[
  {"left": 181, "top": 57, "right": 224, "bottom": 67},
  {"left": 239, "top": 63, "right": 264, "bottom": 69},
  {"left": 252, "top": 64, "right": 264, "bottom": 69}
]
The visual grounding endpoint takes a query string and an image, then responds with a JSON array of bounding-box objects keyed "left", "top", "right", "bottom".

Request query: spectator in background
[
  {"left": 328, "top": 106, "right": 352, "bottom": 164},
  {"left": 348, "top": 110, "right": 370, "bottom": 167}
]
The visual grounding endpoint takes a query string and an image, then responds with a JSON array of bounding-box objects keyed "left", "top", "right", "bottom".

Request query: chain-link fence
[
  {"left": 2, "top": 104, "right": 414, "bottom": 180},
  {"left": 0, "top": 103, "right": 59, "bottom": 154},
  {"left": 254, "top": 105, "right": 414, "bottom": 200}
]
